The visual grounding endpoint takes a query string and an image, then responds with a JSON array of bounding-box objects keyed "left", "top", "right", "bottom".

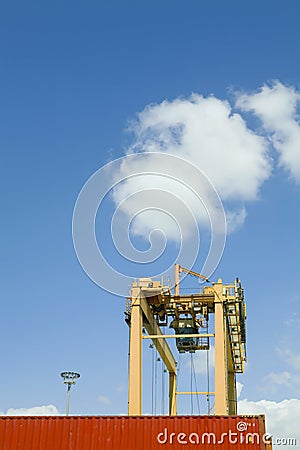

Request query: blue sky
[{"left": 1, "top": 0, "right": 300, "bottom": 443}]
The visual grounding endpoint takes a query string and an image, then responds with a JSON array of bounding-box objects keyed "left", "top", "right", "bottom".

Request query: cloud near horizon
[
  {"left": 0, "top": 404, "right": 59, "bottom": 416},
  {"left": 237, "top": 382, "right": 299, "bottom": 449},
  {"left": 238, "top": 395, "right": 300, "bottom": 449}
]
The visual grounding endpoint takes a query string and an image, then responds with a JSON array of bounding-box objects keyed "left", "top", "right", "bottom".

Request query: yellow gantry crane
[{"left": 125, "top": 264, "right": 246, "bottom": 416}]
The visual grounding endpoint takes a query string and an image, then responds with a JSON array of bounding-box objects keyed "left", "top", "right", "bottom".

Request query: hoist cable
[
  {"left": 161, "top": 363, "right": 165, "bottom": 414},
  {"left": 151, "top": 345, "right": 155, "bottom": 415},
  {"left": 190, "top": 353, "right": 193, "bottom": 414},
  {"left": 191, "top": 353, "right": 201, "bottom": 415},
  {"left": 154, "top": 349, "right": 158, "bottom": 414},
  {"left": 161, "top": 326, "right": 166, "bottom": 415},
  {"left": 206, "top": 322, "right": 211, "bottom": 414},
  {"left": 127, "top": 324, "right": 131, "bottom": 414}
]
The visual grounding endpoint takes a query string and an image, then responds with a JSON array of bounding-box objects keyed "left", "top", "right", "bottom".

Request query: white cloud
[
  {"left": 97, "top": 395, "right": 111, "bottom": 405},
  {"left": 113, "top": 93, "right": 271, "bottom": 241},
  {"left": 283, "top": 312, "right": 300, "bottom": 327},
  {"left": 238, "top": 397, "right": 300, "bottom": 449},
  {"left": 276, "top": 348, "right": 300, "bottom": 371},
  {"left": 236, "top": 381, "right": 243, "bottom": 400},
  {"left": 193, "top": 347, "right": 214, "bottom": 375},
  {"left": 264, "top": 371, "right": 294, "bottom": 387},
  {"left": 127, "top": 95, "right": 270, "bottom": 201},
  {"left": 225, "top": 207, "right": 247, "bottom": 234},
  {"left": 236, "top": 81, "right": 300, "bottom": 183},
  {"left": 116, "top": 384, "right": 126, "bottom": 393},
  {"left": 240, "top": 349, "right": 300, "bottom": 448},
  {"left": 262, "top": 349, "right": 300, "bottom": 393},
  {"left": 0, "top": 404, "right": 59, "bottom": 416}
]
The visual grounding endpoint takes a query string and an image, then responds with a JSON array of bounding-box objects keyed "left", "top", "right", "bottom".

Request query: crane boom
[{"left": 174, "top": 264, "right": 209, "bottom": 295}]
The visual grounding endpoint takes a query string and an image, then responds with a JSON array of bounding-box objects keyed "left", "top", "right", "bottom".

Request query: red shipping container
[{"left": 0, "top": 415, "right": 272, "bottom": 450}]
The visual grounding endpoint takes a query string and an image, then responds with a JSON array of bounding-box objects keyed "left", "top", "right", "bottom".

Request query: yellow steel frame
[{"left": 127, "top": 268, "right": 246, "bottom": 416}]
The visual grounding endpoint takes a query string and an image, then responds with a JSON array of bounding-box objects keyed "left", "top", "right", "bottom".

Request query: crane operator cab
[{"left": 170, "top": 317, "right": 201, "bottom": 353}]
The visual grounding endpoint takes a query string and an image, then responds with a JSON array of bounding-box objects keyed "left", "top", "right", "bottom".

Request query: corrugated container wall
[{"left": 0, "top": 415, "right": 272, "bottom": 450}]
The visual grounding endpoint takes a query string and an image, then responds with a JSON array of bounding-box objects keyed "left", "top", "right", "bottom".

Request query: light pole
[{"left": 60, "top": 371, "right": 80, "bottom": 416}]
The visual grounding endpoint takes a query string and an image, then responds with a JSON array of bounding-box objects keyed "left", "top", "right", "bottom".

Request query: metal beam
[
  {"left": 176, "top": 391, "right": 215, "bottom": 395},
  {"left": 214, "top": 280, "right": 228, "bottom": 415},
  {"left": 128, "top": 295, "right": 143, "bottom": 416},
  {"left": 227, "top": 329, "right": 237, "bottom": 415},
  {"left": 142, "top": 333, "right": 215, "bottom": 339},
  {"left": 169, "top": 295, "right": 215, "bottom": 302},
  {"left": 169, "top": 372, "right": 177, "bottom": 416},
  {"left": 140, "top": 297, "right": 177, "bottom": 374},
  {"left": 174, "top": 264, "right": 180, "bottom": 296}
]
